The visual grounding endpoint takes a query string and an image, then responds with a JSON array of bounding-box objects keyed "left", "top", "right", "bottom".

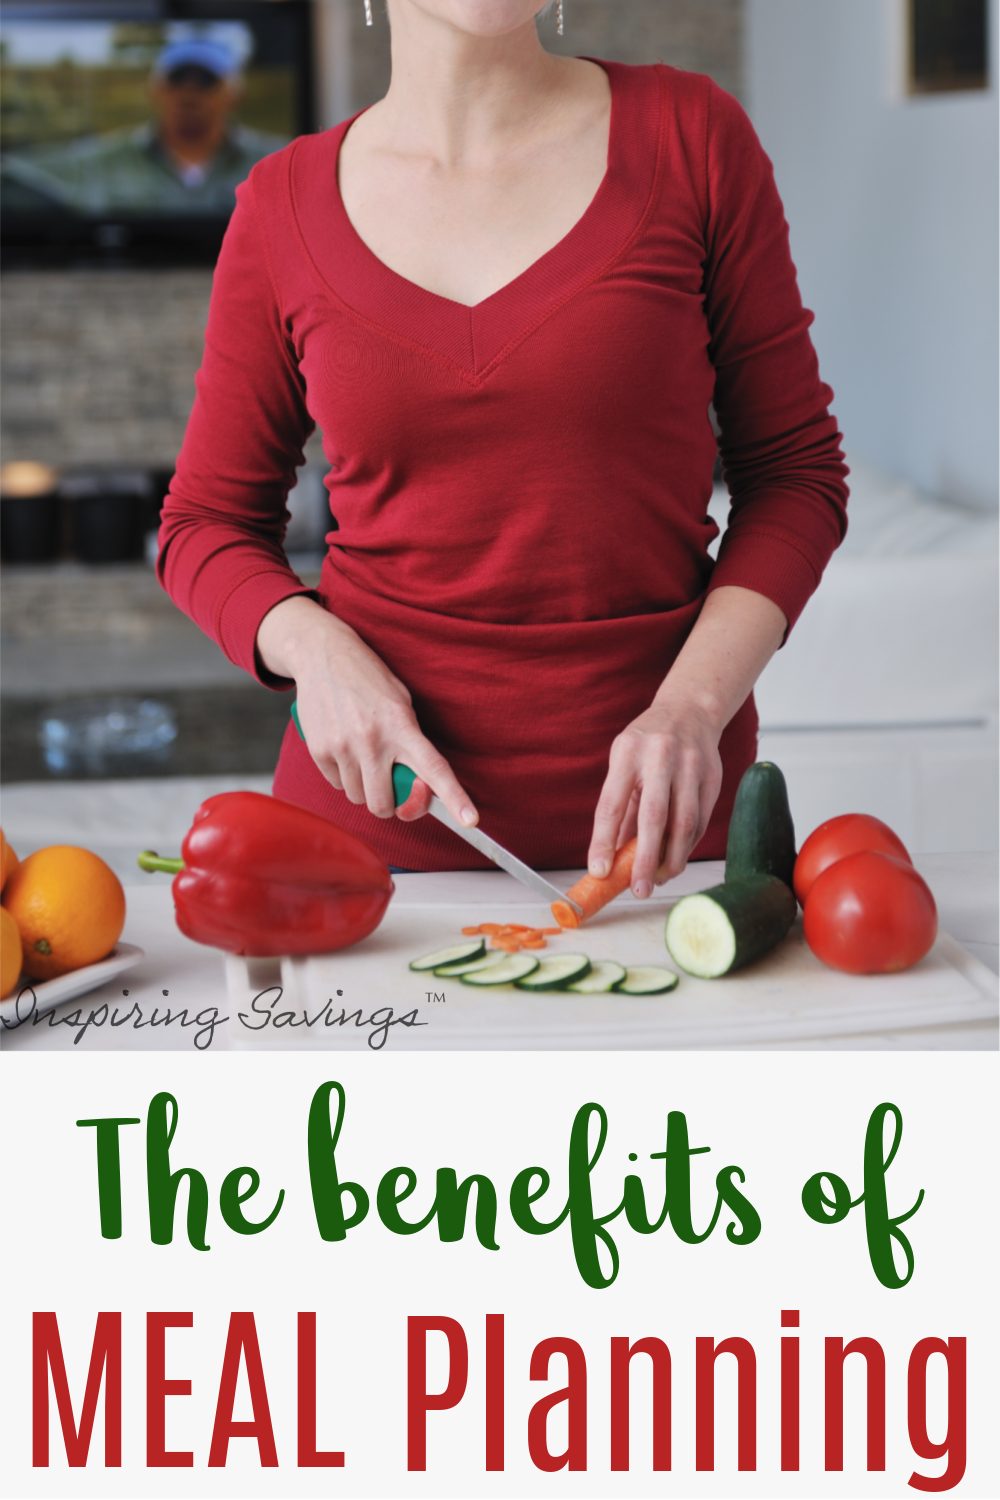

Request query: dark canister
[
  {"left": 63, "top": 466, "right": 151, "bottom": 563},
  {"left": 0, "top": 460, "right": 62, "bottom": 563}
]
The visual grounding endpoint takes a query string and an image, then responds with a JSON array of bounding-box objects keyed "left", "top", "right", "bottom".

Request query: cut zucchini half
[
  {"left": 615, "top": 965, "right": 680, "bottom": 995},
  {"left": 409, "top": 939, "right": 486, "bottom": 972},
  {"left": 664, "top": 874, "right": 796, "bottom": 979},
  {"left": 514, "top": 954, "right": 592, "bottom": 991},
  {"left": 433, "top": 951, "right": 508, "bottom": 978},
  {"left": 566, "top": 959, "right": 628, "bottom": 994},
  {"left": 460, "top": 954, "right": 541, "bottom": 987}
]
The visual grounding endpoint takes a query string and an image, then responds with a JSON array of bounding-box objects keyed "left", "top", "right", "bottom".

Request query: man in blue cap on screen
[{"left": 7, "top": 32, "right": 288, "bottom": 215}]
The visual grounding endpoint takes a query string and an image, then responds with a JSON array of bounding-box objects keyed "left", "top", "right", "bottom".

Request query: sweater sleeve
[
  {"left": 700, "top": 77, "right": 849, "bottom": 642},
  {"left": 155, "top": 163, "right": 319, "bottom": 689}
]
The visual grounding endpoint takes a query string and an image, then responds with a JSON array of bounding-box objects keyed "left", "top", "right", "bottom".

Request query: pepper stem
[{"left": 138, "top": 850, "right": 185, "bottom": 875}]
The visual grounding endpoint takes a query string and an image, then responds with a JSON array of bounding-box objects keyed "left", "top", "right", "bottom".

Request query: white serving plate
[{"left": 0, "top": 942, "right": 146, "bottom": 1030}]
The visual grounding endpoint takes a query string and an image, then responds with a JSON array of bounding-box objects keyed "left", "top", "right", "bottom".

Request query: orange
[
  {"left": 1, "top": 907, "right": 23, "bottom": 999},
  {"left": 3, "top": 845, "right": 126, "bottom": 981},
  {"left": 0, "top": 828, "right": 19, "bottom": 892}
]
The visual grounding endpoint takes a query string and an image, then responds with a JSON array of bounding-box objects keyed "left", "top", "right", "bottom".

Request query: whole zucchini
[
  {"left": 725, "top": 760, "right": 796, "bottom": 889},
  {"left": 665, "top": 873, "right": 797, "bottom": 978}
]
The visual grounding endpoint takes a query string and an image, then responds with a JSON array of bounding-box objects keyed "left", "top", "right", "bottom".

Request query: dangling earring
[
  {"left": 556, "top": 0, "right": 564, "bottom": 35},
  {"left": 363, "top": 0, "right": 373, "bottom": 25}
]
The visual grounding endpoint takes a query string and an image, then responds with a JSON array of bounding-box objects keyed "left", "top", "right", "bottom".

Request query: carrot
[
  {"left": 460, "top": 920, "right": 557, "bottom": 949},
  {"left": 551, "top": 837, "right": 638, "bottom": 928}
]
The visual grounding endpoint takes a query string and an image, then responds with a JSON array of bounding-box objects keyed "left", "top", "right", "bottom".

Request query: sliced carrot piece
[
  {"left": 460, "top": 920, "right": 561, "bottom": 943},
  {"left": 551, "top": 837, "right": 638, "bottom": 929}
]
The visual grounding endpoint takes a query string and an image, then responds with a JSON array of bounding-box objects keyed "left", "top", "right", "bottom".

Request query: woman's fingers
[
  {"left": 401, "top": 733, "right": 478, "bottom": 829},
  {"left": 346, "top": 743, "right": 471, "bottom": 826},
  {"left": 587, "top": 747, "right": 634, "bottom": 877},
  {"left": 604, "top": 757, "right": 718, "bottom": 898},
  {"left": 654, "top": 756, "right": 723, "bottom": 884},
  {"left": 336, "top": 754, "right": 367, "bottom": 807},
  {"left": 636, "top": 763, "right": 706, "bottom": 894},
  {"left": 360, "top": 754, "right": 398, "bottom": 819},
  {"left": 654, "top": 759, "right": 702, "bottom": 884},
  {"left": 632, "top": 779, "right": 671, "bottom": 897},
  {"left": 295, "top": 688, "right": 473, "bottom": 825},
  {"left": 588, "top": 791, "right": 631, "bottom": 876},
  {"left": 591, "top": 704, "right": 726, "bottom": 898},
  {"left": 316, "top": 758, "right": 344, "bottom": 792},
  {"left": 615, "top": 787, "right": 641, "bottom": 851}
]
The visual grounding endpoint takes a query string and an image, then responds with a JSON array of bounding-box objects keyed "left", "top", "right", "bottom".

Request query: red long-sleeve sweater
[{"left": 157, "top": 56, "right": 849, "bottom": 871}]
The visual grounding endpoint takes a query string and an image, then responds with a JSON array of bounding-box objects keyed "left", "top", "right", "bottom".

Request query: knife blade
[{"left": 289, "top": 702, "right": 583, "bottom": 916}]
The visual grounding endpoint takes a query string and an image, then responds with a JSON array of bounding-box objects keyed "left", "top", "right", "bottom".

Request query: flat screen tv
[{"left": 1, "top": 0, "right": 316, "bottom": 266}]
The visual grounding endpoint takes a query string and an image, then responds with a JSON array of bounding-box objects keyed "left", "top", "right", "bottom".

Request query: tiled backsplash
[{"left": 1, "top": 268, "right": 328, "bottom": 475}]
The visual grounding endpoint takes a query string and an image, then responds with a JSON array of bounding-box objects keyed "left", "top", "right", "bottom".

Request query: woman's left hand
[{"left": 586, "top": 697, "right": 724, "bottom": 897}]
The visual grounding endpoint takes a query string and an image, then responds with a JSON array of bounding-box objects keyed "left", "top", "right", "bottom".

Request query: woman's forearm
[
  {"left": 652, "top": 584, "right": 787, "bottom": 731},
  {"left": 586, "top": 584, "right": 788, "bottom": 891},
  {"left": 255, "top": 594, "right": 359, "bottom": 682}
]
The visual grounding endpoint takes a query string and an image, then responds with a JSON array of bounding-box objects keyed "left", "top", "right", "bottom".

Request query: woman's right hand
[{"left": 256, "top": 596, "right": 478, "bottom": 827}]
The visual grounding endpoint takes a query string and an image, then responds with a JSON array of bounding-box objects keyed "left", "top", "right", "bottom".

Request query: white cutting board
[{"left": 224, "top": 884, "right": 999, "bottom": 1052}]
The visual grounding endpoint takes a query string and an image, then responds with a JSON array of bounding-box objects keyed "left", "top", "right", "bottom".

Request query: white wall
[{"left": 745, "top": 0, "right": 998, "bottom": 511}]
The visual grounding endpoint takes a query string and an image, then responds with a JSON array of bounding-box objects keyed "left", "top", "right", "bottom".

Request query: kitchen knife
[{"left": 289, "top": 701, "right": 583, "bottom": 916}]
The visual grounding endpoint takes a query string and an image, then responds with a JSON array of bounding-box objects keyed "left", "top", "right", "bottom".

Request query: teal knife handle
[
  {"left": 391, "top": 762, "right": 417, "bottom": 807},
  {"left": 290, "top": 700, "right": 416, "bottom": 808}
]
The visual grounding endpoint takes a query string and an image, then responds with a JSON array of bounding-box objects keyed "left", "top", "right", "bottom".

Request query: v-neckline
[
  {"left": 331, "top": 54, "right": 621, "bottom": 316},
  {"left": 290, "top": 56, "right": 662, "bottom": 379}
]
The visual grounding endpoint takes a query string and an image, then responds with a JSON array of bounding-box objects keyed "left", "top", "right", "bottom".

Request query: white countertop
[{"left": 2, "top": 852, "right": 996, "bottom": 1053}]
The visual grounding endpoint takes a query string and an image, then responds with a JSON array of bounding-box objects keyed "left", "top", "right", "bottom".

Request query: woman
[{"left": 157, "top": 0, "right": 849, "bottom": 898}]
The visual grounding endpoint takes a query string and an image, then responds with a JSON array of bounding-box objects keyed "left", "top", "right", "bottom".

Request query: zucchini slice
[
  {"left": 725, "top": 760, "right": 797, "bottom": 889},
  {"left": 409, "top": 939, "right": 486, "bottom": 972},
  {"left": 566, "top": 959, "right": 628, "bottom": 994},
  {"left": 460, "top": 954, "right": 541, "bottom": 987},
  {"left": 665, "top": 873, "right": 796, "bottom": 978},
  {"left": 514, "top": 954, "right": 592, "bottom": 991},
  {"left": 434, "top": 951, "right": 509, "bottom": 977},
  {"left": 615, "top": 965, "right": 679, "bottom": 995}
]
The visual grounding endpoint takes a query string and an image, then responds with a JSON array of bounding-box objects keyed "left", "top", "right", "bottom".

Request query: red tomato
[
  {"left": 803, "top": 851, "right": 937, "bottom": 974},
  {"left": 793, "top": 813, "right": 911, "bottom": 907}
]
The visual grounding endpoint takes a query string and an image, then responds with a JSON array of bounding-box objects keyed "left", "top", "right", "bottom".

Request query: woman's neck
[{"left": 372, "top": 4, "right": 587, "bottom": 170}]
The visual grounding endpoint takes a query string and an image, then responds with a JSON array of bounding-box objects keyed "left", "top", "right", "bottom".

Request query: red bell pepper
[{"left": 139, "top": 791, "right": 393, "bottom": 956}]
